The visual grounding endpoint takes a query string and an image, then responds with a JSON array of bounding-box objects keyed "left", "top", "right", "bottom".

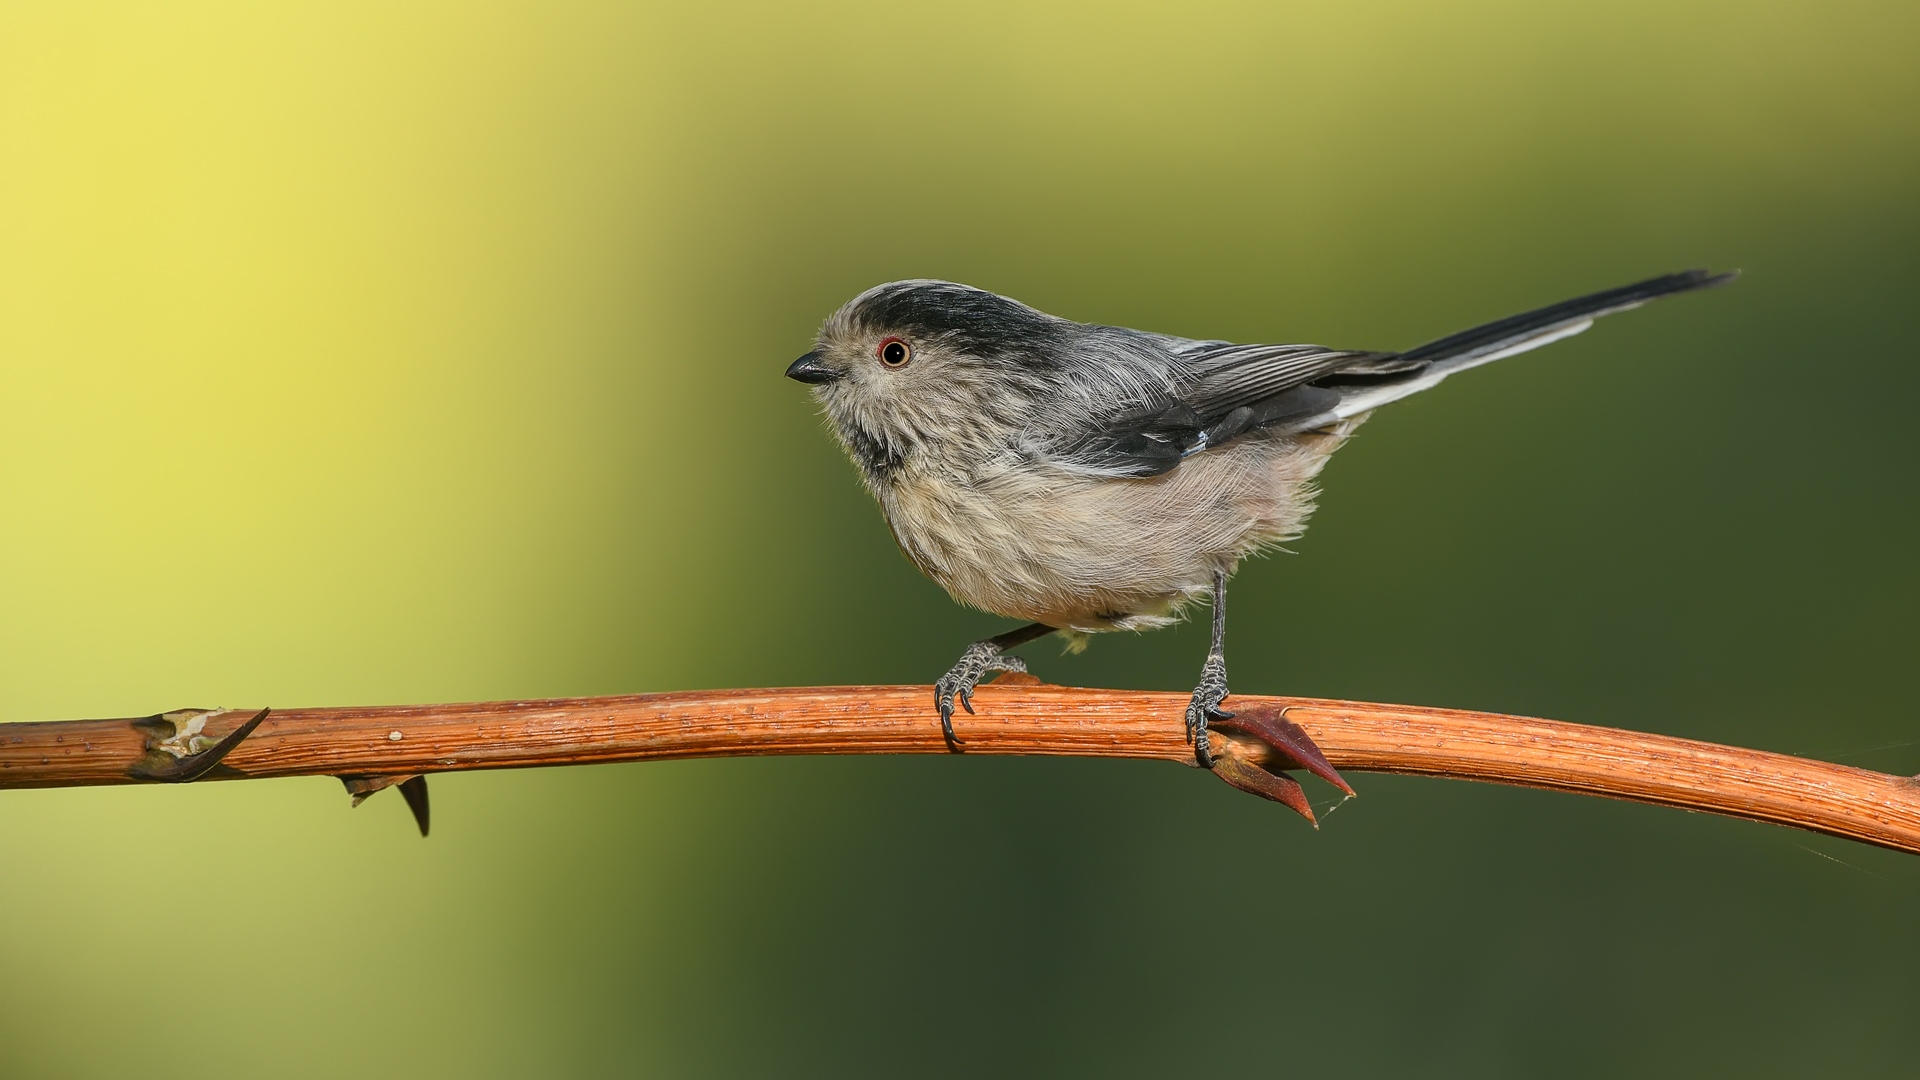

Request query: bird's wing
[{"left": 1047, "top": 341, "right": 1399, "bottom": 478}]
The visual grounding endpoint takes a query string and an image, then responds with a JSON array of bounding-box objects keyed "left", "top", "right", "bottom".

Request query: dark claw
[
  {"left": 1212, "top": 704, "right": 1354, "bottom": 796},
  {"left": 959, "top": 687, "right": 976, "bottom": 716},
  {"left": 129, "top": 707, "right": 271, "bottom": 782},
  {"left": 938, "top": 703, "right": 966, "bottom": 753},
  {"left": 936, "top": 689, "right": 967, "bottom": 749}
]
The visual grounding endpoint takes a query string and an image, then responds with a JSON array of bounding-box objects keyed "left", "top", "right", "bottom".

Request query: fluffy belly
[{"left": 876, "top": 425, "right": 1355, "bottom": 632}]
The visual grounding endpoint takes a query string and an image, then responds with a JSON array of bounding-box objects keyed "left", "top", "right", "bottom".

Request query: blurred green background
[{"left": 3, "top": 1, "right": 1917, "bottom": 1075}]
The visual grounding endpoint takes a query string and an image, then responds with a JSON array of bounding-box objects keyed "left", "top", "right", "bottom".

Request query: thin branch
[{"left": 4, "top": 680, "right": 1917, "bottom": 854}]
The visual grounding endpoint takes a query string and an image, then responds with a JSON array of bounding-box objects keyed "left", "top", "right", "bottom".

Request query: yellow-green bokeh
[{"left": 3, "top": 2, "right": 1917, "bottom": 1076}]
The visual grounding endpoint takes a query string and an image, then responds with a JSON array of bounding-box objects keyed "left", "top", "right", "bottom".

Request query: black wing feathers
[
  {"left": 1180, "top": 342, "right": 1395, "bottom": 418},
  {"left": 1065, "top": 343, "right": 1376, "bottom": 476}
]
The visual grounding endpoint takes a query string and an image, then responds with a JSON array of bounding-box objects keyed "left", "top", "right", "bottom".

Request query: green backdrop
[{"left": 3, "top": 1, "right": 1916, "bottom": 1076}]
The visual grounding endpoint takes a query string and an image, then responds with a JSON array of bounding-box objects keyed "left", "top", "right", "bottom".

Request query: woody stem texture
[{"left": 3, "top": 682, "right": 1916, "bottom": 855}]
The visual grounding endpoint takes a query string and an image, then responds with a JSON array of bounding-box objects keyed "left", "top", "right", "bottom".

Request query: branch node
[
  {"left": 338, "top": 773, "right": 431, "bottom": 836},
  {"left": 1212, "top": 703, "right": 1355, "bottom": 796},
  {"left": 127, "top": 707, "right": 270, "bottom": 783}
]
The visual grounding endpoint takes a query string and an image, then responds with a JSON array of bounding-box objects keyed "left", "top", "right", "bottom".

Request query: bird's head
[{"left": 786, "top": 280, "right": 1071, "bottom": 481}]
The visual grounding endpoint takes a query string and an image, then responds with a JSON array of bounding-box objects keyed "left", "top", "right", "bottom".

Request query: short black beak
[{"left": 785, "top": 350, "right": 840, "bottom": 385}]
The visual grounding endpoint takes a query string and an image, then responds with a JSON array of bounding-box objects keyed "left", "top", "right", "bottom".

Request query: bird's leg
[
  {"left": 1185, "top": 575, "right": 1358, "bottom": 817},
  {"left": 934, "top": 622, "right": 1054, "bottom": 753},
  {"left": 1185, "top": 570, "right": 1231, "bottom": 768}
]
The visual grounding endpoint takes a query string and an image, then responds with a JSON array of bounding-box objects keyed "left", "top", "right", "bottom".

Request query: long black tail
[
  {"left": 1402, "top": 268, "right": 1738, "bottom": 372},
  {"left": 1293, "top": 268, "right": 1738, "bottom": 431}
]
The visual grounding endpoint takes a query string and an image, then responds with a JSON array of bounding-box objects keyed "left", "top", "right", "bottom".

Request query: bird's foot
[
  {"left": 934, "top": 642, "right": 1029, "bottom": 753},
  {"left": 1208, "top": 703, "right": 1356, "bottom": 825},
  {"left": 1185, "top": 652, "right": 1231, "bottom": 768}
]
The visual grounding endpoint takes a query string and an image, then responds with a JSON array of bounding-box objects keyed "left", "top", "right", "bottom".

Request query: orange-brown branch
[{"left": 4, "top": 682, "right": 1917, "bottom": 854}]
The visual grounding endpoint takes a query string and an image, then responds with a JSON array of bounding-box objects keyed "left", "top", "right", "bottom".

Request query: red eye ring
[{"left": 877, "top": 337, "right": 911, "bottom": 367}]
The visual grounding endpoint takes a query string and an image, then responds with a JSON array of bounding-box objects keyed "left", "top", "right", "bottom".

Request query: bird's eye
[{"left": 877, "top": 337, "right": 911, "bottom": 367}]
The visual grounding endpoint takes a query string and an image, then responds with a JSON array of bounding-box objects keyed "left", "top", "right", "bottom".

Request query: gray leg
[
  {"left": 934, "top": 622, "right": 1054, "bottom": 753},
  {"left": 1185, "top": 571, "right": 1231, "bottom": 768}
]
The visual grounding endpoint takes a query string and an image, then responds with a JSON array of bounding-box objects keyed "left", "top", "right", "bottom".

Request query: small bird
[{"left": 786, "top": 270, "right": 1734, "bottom": 768}]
